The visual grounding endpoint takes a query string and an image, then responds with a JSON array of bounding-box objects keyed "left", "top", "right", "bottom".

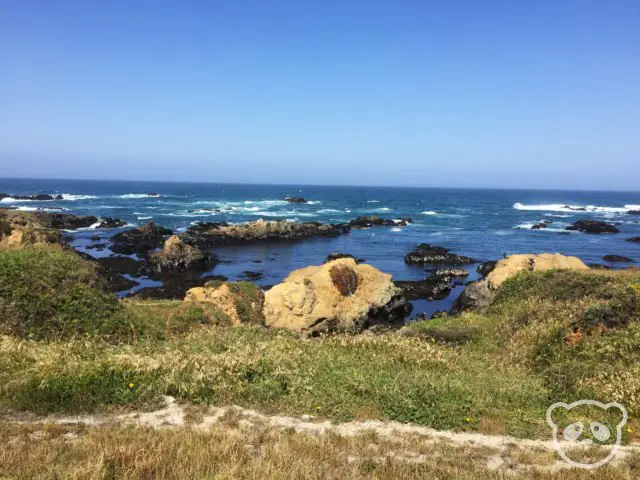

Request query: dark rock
[
  {"left": 96, "top": 256, "right": 145, "bottom": 276},
  {"left": 603, "top": 254, "right": 635, "bottom": 263},
  {"left": 37, "top": 213, "right": 99, "bottom": 230},
  {"left": 325, "top": 252, "right": 359, "bottom": 263},
  {"left": 395, "top": 276, "right": 452, "bottom": 301},
  {"left": 252, "top": 259, "right": 263, "bottom": 263},
  {"left": 90, "top": 235, "right": 102, "bottom": 241},
  {"left": 349, "top": 216, "right": 414, "bottom": 228},
  {"left": 367, "top": 293, "right": 412, "bottom": 328},
  {"left": 240, "top": 270, "right": 264, "bottom": 281},
  {"left": 86, "top": 243, "right": 108, "bottom": 251},
  {"left": 477, "top": 261, "right": 497, "bottom": 277},
  {"left": 0, "top": 193, "right": 9, "bottom": 201},
  {"left": 127, "top": 271, "right": 214, "bottom": 300},
  {"left": 285, "top": 196, "right": 306, "bottom": 203},
  {"left": 434, "top": 268, "right": 469, "bottom": 278},
  {"left": 627, "top": 210, "right": 640, "bottom": 215},
  {"left": 97, "top": 217, "right": 127, "bottom": 228},
  {"left": 627, "top": 237, "right": 640, "bottom": 243},
  {"left": 451, "top": 281, "right": 494, "bottom": 314},
  {"left": 566, "top": 220, "right": 620, "bottom": 234},
  {"left": 531, "top": 220, "right": 552, "bottom": 230},
  {"left": 404, "top": 243, "right": 475, "bottom": 265},
  {"left": 430, "top": 310, "right": 449, "bottom": 319},
  {"left": 588, "top": 263, "right": 612, "bottom": 270},
  {"left": 147, "top": 192, "right": 160, "bottom": 197},
  {"left": 111, "top": 222, "right": 173, "bottom": 255}
]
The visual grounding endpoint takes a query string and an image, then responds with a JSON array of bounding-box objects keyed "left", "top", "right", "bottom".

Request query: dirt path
[{"left": 5, "top": 396, "right": 640, "bottom": 475}]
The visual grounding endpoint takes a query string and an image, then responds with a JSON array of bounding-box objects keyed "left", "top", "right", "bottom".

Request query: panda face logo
[{"left": 546, "top": 400, "right": 628, "bottom": 469}]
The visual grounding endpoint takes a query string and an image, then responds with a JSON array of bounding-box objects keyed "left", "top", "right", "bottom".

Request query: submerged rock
[
  {"left": 264, "top": 258, "right": 409, "bottom": 335},
  {"left": 395, "top": 276, "right": 452, "bottom": 301},
  {"left": 111, "top": 222, "right": 173, "bottom": 255},
  {"left": 531, "top": 220, "right": 552, "bottom": 230},
  {"left": 566, "top": 220, "right": 620, "bottom": 234},
  {"left": 181, "top": 219, "right": 346, "bottom": 248},
  {"left": 603, "top": 254, "right": 635, "bottom": 263},
  {"left": 627, "top": 237, "right": 640, "bottom": 243},
  {"left": 627, "top": 210, "right": 640, "bottom": 215},
  {"left": 404, "top": 243, "right": 475, "bottom": 265}
]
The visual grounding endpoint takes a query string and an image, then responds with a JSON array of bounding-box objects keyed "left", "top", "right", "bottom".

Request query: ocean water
[{"left": 2, "top": 178, "right": 639, "bottom": 316}]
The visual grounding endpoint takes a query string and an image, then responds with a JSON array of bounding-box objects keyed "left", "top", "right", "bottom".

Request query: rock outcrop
[
  {"left": 0, "top": 209, "right": 61, "bottom": 248},
  {"left": 285, "top": 197, "right": 306, "bottom": 204},
  {"left": 264, "top": 258, "right": 409, "bottom": 335},
  {"left": 566, "top": 220, "right": 620, "bottom": 234},
  {"left": 452, "top": 253, "right": 589, "bottom": 313},
  {"left": 111, "top": 222, "right": 173, "bottom": 255},
  {"left": 181, "top": 219, "right": 347, "bottom": 248},
  {"left": 184, "top": 281, "right": 265, "bottom": 326},
  {"left": 603, "top": 254, "right": 635, "bottom": 263},
  {"left": 404, "top": 244, "right": 475, "bottom": 265},
  {"left": 627, "top": 237, "right": 640, "bottom": 243},
  {"left": 0, "top": 193, "right": 63, "bottom": 201},
  {"left": 348, "top": 216, "right": 413, "bottom": 228},
  {"left": 149, "top": 235, "right": 214, "bottom": 272}
]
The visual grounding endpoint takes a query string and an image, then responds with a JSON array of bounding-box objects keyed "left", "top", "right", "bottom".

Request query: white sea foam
[
  {"left": 367, "top": 200, "right": 380, "bottom": 203},
  {"left": 421, "top": 210, "right": 438, "bottom": 215},
  {"left": 137, "top": 216, "right": 152, "bottom": 220},
  {"left": 390, "top": 227, "right": 402, "bottom": 232},
  {"left": 376, "top": 207, "right": 391, "bottom": 212},
  {"left": 15, "top": 206, "right": 68, "bottom": 212},
  {"left": 344, "top": 209, "right": 351, "bottom": 213},
  {"left": 306, "top": 200, "right": 321, "bottom": 205},
  {"left": 118, "top": 193, "right": 159, "bottom": 199},
  {"left": 317, "top": 209, "right": 340, "bottom": 213},
  {"left": 61, "top": 194, "right": 98, "bottom": 200},
  {"left": 515, "top": 223, "right": 536, "bottom": 230},
  {"left": 514, "top": 202, "right": 639, "bottom": 214}
]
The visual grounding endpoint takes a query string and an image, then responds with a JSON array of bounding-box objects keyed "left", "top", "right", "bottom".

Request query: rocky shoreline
[{"left": 2, "top": 208, "right": 638, "bottom": 330}]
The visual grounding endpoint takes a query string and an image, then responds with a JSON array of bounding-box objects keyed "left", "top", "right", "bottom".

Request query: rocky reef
[
  {"left": 110, "top": 222, "right": 173, "bottom": 255},
  {"left": 566, "top": 220, "right": 620, "bottom": 234},
  {"left": 404, "top": 243, "right": 475, "bottom": 265},
  {"left": 181, "top": 219, "right": 348, "bottom": 248}
]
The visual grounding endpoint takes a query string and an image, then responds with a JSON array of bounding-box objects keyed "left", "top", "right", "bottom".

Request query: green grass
[{"left": 1, "top": 248, "right": 639, "bottom": 441}]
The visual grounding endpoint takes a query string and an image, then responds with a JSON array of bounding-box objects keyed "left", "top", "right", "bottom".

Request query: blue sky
[{"left": 1, "top": 1, "right": 638, "bottom": 189}]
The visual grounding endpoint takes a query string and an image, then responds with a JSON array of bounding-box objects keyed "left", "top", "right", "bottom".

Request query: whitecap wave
[
  {"left": 16, "top": 206, "right": 68, "bottom": 212},
  {"left": 376, "top": 207, "right": 391, "bottom": 212},
  {"left": 118, "top": 193, "right": 160, "bottom": 199},
  {"left": 306, "top": 200, "right": 321, "bottom": 205},
  {"left": 513, "top": 202, "right": 639, "bottom": 214},
  {"left": 137, "top": 216, "right": 152, "bottom": 220},
  {"left": 515, "top": 223, "right": 536, "bottom": 230},
  {"left": 421, "top": 210, "right": 438, "bottom": 215},
  {"left": 367, "top": 200, "right": 380, "bottom": 203},
  {"left": 61, "top": 194, "right": 98, "bottom": 200},
  {"left": 390, "top": 227, "right": 402, "bottom": 232},
  {"left": 317, "top": 209, "right": 340, "bottom": 213}
]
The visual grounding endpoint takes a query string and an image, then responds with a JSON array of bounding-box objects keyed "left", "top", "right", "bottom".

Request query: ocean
[{"left": 2, "top": 178, "right": 639, "bottom": 316}]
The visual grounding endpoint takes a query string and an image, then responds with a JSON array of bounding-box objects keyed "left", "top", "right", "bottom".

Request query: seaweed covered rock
[
  {"left": 264, "top": 258, "right": 409, "bottom": 334},
  {"left": 149, "top": 235, "right": 214, "bottom": 272},
  {"left": 184, "top": 281, "right": 265, "bottom": 326}
]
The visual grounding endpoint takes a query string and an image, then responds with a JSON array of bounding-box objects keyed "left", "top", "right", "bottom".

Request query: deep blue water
[{"left": 2, "top": 178, "right": 639, "bottom": 316}]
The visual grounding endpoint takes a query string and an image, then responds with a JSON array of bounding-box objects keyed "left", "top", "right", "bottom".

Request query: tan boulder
[
  {"left": 263, "top": 258, "right": 408, "bottom": 334},
  {"left": 184, "top": 281, "right": 265, "bottom": 326},
  {"left": 486, "top": 253, "right": 589, "bottom": 289},
  {"left": 0, "top": 210, "right": 60, "bottom": 249}
]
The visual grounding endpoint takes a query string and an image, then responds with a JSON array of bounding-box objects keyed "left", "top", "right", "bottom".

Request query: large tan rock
[
  {"left": 184, "top": 281, "right": 265, "bottom": 326},
  {"left": 0, "top": 210, "right": 60, "bottom": 249},
  {"left": 149, "top": 235, "right": 212, "bottom": 272},
  {"left": 486, "top": 253, "right": 589, "bottom": 289},
  {"left": 453, "top": 253, "right": 589, "bottom": 313},
  {"left": 263, "top": 258, "right": 408, "bottom": 334}
]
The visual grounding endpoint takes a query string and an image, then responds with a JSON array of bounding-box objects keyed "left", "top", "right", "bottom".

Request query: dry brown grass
[{"left": 0, "top": 421, "right": 638, "bottom": 480}]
